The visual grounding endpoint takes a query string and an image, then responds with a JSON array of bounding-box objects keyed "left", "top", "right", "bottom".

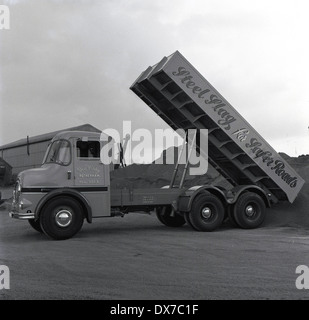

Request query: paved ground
[{"left": 0, "top": 193, "right": 309, "bottom": 300}]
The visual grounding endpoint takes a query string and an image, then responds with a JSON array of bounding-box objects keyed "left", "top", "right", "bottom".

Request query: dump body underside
[{"left": 130, "top": 51, "right": 304, "bottom": 203}]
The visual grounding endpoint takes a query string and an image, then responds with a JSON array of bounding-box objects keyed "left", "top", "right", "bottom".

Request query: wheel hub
[
  {"left": 201, "top": 207, "right": 212, "bottom": 220},
  {"left": 245, "top": 205, "right": 255, "bottom": 217},
  {"left": 55, "top": 210, "right": 73, "bottom": 227}
]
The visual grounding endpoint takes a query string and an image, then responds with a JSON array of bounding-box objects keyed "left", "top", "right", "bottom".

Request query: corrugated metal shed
[
  {"left": 0, "top": 124, "right": 101, "bottom": 175},
  {"left": 0, "top": 158, "right": 12, "bottom": 186}
]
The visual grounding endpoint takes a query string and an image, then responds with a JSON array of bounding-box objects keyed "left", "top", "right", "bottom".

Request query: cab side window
[{"left": 76, "top": 141, "right": 100, "bottom": 158}]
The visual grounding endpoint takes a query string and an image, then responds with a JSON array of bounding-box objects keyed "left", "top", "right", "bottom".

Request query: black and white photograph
[{"left": 0, "top": 0, "right": 309, "bottom": 305}]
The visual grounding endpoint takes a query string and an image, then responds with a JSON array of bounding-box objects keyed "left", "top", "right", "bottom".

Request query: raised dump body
[{"left": 130, "top": 51, "right": 304, "bottom": 204}]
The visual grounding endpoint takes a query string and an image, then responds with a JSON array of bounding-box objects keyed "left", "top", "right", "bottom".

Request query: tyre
[
  {"left": 40, "top": 197, "right": 84, "bottom": 240},
  {"left": 156, "top": 206, "right": 186, "bottom": 228},
  {"left": 233, "top": 192, "right": 266, "bottom": 229},
  {"left": 189, "top": 193, "right": 225, "bottom": 231},
  {"left": 28, "top": 219, "right": 43, "bottom": 233},
  {"left": 184, "top": 212, "right": 197, "bottom": 230}
]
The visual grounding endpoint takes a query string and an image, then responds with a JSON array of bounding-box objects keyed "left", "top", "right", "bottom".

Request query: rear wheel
[
  {"left": 233, "top": 192, "right": 266, "bottom": 229},
  {"left": 184, "top": 212, "right": 197, "bottom": 230},
  {"left": 40, "top": 197, "right": 84, "bottom": 240},
  {"left": 156, "top": 206, "right": 186, "bottom": 228},
  {"left": 189, "top": 193, "right": 225, "bottom": 231},
  {"left": 28, "top": 219, "right": 43, "bottom": 233}
]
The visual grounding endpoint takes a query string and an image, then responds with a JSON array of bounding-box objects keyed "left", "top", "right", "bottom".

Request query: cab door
[{"left": 73, "top": 137, "right": 110, "bottom": 217}]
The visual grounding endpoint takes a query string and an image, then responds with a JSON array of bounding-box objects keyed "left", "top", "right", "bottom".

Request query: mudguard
[{"left": 35, "top": 188, "right": 93, "bottom": 223}]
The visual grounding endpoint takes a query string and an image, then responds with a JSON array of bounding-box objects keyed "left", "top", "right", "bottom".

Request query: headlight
[{"left": 13, "top": 180, "right": 22, "bottom": 203}]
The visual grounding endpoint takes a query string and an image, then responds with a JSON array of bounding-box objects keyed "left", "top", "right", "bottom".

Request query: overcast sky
[{"left": 0, "top": 0, "right": 309, "bottom": 157}]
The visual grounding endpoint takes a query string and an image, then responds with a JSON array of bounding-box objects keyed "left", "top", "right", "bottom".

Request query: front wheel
[
  {"left": 28, "top": 219, "right": 43, "bottom": 233},
  {"left": 156, "top": 206, "right": 186, "bottom": 228},
  {"left": 40, "top": 197, "right": 84, "bottom": 240},
  {"left": 233, "top": 192, "right": 266, "bottom": 229}
]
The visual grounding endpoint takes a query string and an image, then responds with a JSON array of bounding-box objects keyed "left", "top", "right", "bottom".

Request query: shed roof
[{"left": 0, "top": 124, "right": 102, "bottom": 151}]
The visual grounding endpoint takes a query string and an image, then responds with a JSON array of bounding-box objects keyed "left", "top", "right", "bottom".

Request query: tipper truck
[{"left": 9, "top": 51, "right": 305, "bottom": 240}]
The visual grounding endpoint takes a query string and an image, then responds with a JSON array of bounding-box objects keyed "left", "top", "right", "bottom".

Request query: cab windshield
[{"left": 43, "top": 140, "right": 71, "bottom": 166}]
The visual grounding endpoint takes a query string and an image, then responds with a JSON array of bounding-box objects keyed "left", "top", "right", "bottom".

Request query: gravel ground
[{"left": 0, "top": 198, "right": 308, "bottom": 300}]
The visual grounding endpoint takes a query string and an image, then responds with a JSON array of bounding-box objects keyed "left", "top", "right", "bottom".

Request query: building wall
[
  {"left": 1, "top": 140, "right": 50, "bottom": 175},
  {"left": 0, "top": 158, "right": 12, "bottom": 186}
]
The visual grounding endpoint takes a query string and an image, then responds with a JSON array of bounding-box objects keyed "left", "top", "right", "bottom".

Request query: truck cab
[{"left": 10, "top": 131, "right": 111, "bottom": 239}]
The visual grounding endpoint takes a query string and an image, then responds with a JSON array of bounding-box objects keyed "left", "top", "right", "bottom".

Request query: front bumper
[
  {"left": 9, "top": 200, "right": 35, "bottom": 220},
  {"left": 9, "top": 210, "right": 35, "bottom": 220}
]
